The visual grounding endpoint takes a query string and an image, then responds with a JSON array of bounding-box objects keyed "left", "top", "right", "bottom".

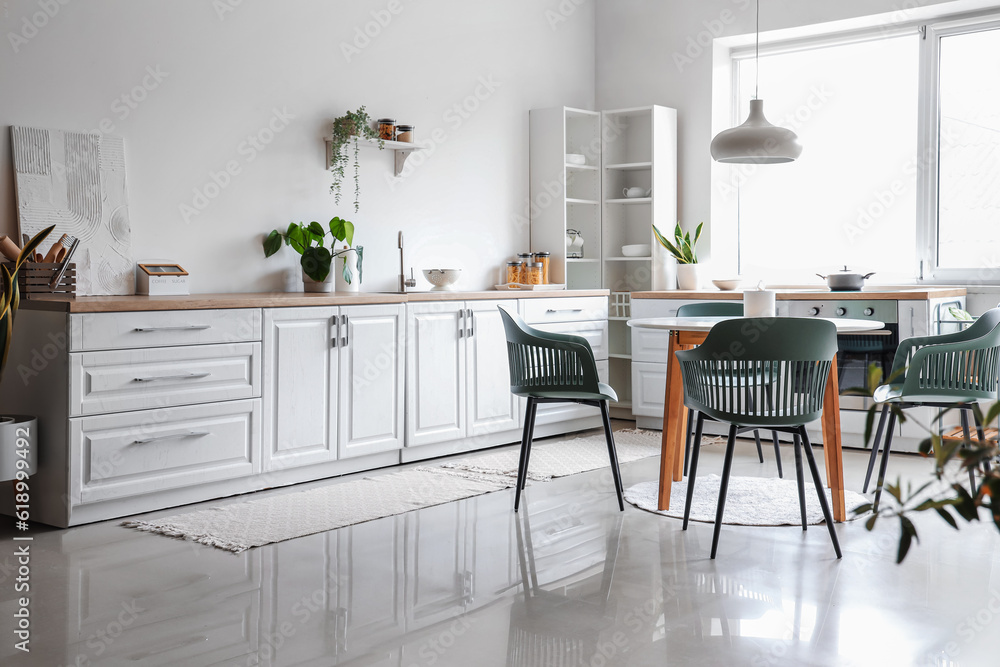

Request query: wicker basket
[{"left": 4, "top": 262, "right": 76, "bottom": 298}]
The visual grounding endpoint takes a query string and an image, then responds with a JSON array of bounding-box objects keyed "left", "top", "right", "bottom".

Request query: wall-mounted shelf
[
  {"left": 566, "top": 164, "right": 599, "bottom": 171},
  {"left": 605, "top": 197, "right": 652, "bottom": 205},
  {"left": 566, "top": 198, "right": 600, "bottom": 205},
  {"left": 325, "top": 137, "right": 424, "bottom": 177}
]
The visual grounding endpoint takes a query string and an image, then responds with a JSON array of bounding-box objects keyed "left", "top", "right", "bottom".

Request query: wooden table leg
[
  {"left": 820, "top": 357, "right": 846, "bottom": 522},
  {"left": 658, "top": 332, "right": 683, "bottom": 510}
]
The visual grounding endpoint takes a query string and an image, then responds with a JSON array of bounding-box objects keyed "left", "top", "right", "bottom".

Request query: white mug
[{"left": 744, "top": 289, "right": 776, "bottom": 317}]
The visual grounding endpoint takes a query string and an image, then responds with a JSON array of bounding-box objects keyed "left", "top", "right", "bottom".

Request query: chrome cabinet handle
[
  {"left": 341, "top": 315, "right": 348, "bottom": 347},
  {"left": 133, "top": 372, "right": 211, "bottom": 383},
  {"left": 466, "top": 309, "right": 474, "bottom": 337},
  {"left": 332, "top": 314, "right": 340, "bottom": 348},
  {"left": 458, "top": 310, "right": 465, "bottom": 338},
  {"left": 545, "top": 308, "right": 583, "bottom": 314},
  {"left": 131, "top": 431, "right": 210, "bottom": 445},
  {"left": 132, "top": 325, "right": 211, "bottom": 332}
]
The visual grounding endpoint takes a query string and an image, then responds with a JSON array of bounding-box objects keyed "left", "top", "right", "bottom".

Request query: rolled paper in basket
[{"left": 0, "top": 235, "right": 21, "bottom": 262}]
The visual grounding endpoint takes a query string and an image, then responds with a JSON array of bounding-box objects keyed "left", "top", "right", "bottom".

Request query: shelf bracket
[{"left": 325, "top": 137, "right": 423, "bottom": 179}]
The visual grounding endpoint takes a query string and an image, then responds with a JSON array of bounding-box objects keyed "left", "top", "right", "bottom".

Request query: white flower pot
[
  {"left": 302, "top": 267, "right": 334, "bottom": 293},
  {"left": 676, "top": 264, "right": 703, "bottom": 290},
  {"left": 335, "top": 250, "right": 360, "bottom": 293}
]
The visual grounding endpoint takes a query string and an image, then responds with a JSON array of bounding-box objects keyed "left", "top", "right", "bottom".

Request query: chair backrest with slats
[
  {"left": 676, "top": 302, "right": 743, "bottom": 317},
  {"left": 675, "top": 318, "right": 838, "bottom": 427},
  {"left": 498, "top": 307, "right": 602, "bottom": 397},
  {"left": 900, "top": 313, "right": 1000, "bottom": 402}
]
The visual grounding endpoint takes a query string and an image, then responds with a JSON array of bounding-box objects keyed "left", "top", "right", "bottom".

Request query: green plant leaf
[
  {"left": 263, "top": 230, "right": 283, "bottom": 257},
  {"left": 301, "top": 246, "right": 332, "bottom": 282},
  {"left": 307, "top": 221, "right": 325, "bottom": 241},
  {"left": 897, "top": 515, "right": 918, "bottom": 563},
  {"left": 355, "top": 245, "right": 363, "bottom": 284},
  {"left": 285, "top": 224, "right": 307, "bottom": 255},
  {"left": 329, "top": 217, "right": 355, "bottom": 247},
  {"left": 948, "top": 306, "right": 974, "bottom": 321},
  {"left": 934, "top": 507, "right": 959, "bottom": 529},
  {"left": 652, "top": 224, "right": 688, "bottom": 263}
]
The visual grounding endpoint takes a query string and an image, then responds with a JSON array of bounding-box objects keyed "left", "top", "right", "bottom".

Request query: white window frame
[{"left": 715, "top": 9, "right": 1000, "bottom": 285}]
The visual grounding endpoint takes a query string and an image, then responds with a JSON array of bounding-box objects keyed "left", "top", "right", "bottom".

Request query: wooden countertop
[
  {"left": 20, "top": 289, "right": 611, "bottom": 313},
  {"left": 632, "top": 287, "right": 967, "bottom": 301}
]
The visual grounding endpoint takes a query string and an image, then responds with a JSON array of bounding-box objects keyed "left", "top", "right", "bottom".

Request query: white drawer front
[
  {"left": 632, "top": 325, "right": 671, "bottom": 363},
  {"left": 70, "top": 308, "right": 262, "bottom": 351},
  {"left": 520, "top": 296, "right": 608, "bottom": 324},
  {"left": 533, "top": 320, "right": 608, "bottom": 360},
  {"left": 70, "top": 343, "right": 261, "bottom": 416},
  {"left": 71, "top": 399, "right": 260, "bottom": 504},
  {"left": 631, "top": 361, "right": 667, "bottom": 418}
]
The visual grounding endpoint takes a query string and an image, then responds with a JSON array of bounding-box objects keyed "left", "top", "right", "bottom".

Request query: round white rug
[{"left": 625, "top": 475, "right": 870, "bottom": 526}]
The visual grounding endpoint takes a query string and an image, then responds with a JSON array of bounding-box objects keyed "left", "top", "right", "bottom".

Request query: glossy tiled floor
[{"left": 3, "top": 425, "right": 1000, "bottom": 666}]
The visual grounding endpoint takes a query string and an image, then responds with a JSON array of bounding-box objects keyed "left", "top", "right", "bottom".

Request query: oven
[{"left": 784, "top": 300, "right": 899, "bottom": 411}]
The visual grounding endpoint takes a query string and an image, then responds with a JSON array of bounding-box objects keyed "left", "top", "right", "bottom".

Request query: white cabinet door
[
  {"left": 467, "top": 301, "right": 521, "bottom": 438},
  {"left": 338, "top": 304, "right": 405, "bottom": 459},
  {"left": 262, "top": 307, "right": 339, "bottom": 471},
  {"left": 631, "top": 361, "right": 667, "bottom": 418},
  {"left": 406, "top": 302, "right": 466, "bottom": 447}
]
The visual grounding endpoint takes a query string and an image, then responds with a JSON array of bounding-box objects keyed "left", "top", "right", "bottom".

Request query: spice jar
[
  {"left": 505, "top": 261, "right": 521, "bottom": 285},
  {"left": 527, "top": 262, "right": 544, "bottom": 285},
  {"left": 532, "top": 251, "right": 550, "bottom": 284},
  {"left": 395, "top": 124, "right": 414, "bottom": 142},
  {"left": 377, "top": 119, "right": 396, "bottom": 141}
]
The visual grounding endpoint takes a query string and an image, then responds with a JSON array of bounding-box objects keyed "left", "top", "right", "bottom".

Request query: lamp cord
[{"left": 754, "top": 0, "right": 759, "bottom": 100}]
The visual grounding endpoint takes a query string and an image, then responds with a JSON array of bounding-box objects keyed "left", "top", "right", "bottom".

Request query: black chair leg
[
  {"left": 514, "top": 398, "right": 536, "bottom": 512},
  {"left": 520, "top": 399, "right": 538, "bottom": 491},
  {"left": 792, "top": 432, "right": 807, "bottom": 531},
  {"left": 683, "top": 412, "right": 705, "bottom": 531},
  {"left": 863, "top": 405, "right": 889, "bottom": 493},
  {"left": 763, "top": 387, "right": 783, "bottom": 477},
  {"left": 599, "top": 401, "right": 625, "bottom": 511},
  {"left": 799, "top": 427, "right": 843, "bottom": 559},
  {"left": 710, "top": 424, "right": 739, "bottom": 559},
  {"left": 753, "top": 429, "right": 765, "bottom": 463},
  {"left": 961, "top": 408, "right": 978, "bottom": 494},
  {"left": 872, "top": 410, "right": 897, "bottom": 513},
  {"left": 973, "top": 408, "right": 991, "bottom": 473},
  {"left": 684, "top": 408, "right": 696, "bottom": 476}
]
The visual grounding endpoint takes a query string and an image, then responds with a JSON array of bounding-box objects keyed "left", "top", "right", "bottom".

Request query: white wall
[
  {"left": 594, "top": 0, "right": 991, "bottom": 268},
  {"left": 0, "top": 0, "right": 595, "bottom": 293}
]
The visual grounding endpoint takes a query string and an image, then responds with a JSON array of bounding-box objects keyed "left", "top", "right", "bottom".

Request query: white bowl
[
  {"left": 566, "top": 153, "right": 586, "bottom": 165},
  {"left": 423, "top": 268, "right": 462, "bottom": 291},
  {"left": 621, "top": 244, "right": 651, "bottom": 257},
  {"left": 712, "top": 278, "right": 742, "bottom": 291}
]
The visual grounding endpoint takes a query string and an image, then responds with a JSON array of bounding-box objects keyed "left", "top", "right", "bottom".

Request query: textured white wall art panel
[{"left": 10, "top": 126, "right": 134, "bottom": 295}]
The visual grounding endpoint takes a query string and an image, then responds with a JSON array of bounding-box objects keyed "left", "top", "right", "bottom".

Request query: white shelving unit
[
  {"left": 601, "top": 105, "right": 677, "bottom": 416},
  {"left": 529, "top": 105, "right": 677, "bottom": 418},
  {"left": 529, "top": 107, "right": 603, "bottom": 289}
]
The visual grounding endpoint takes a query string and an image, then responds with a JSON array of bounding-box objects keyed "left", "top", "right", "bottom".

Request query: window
[{"left": 716, "top": 11, "right": 1000, "bottom": 283}]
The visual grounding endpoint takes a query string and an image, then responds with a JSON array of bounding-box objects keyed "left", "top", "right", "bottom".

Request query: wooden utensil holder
[{"left": 4, "top": 262, "right": 77, "bottom": 298}]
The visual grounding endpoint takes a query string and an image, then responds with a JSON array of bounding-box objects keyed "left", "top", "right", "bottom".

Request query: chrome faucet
[{"left": 398, "top": 231, "right": 416, "bottom": 293}]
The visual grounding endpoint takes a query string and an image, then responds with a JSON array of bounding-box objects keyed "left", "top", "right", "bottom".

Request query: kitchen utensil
[
  {"left": 623, "top": 187, "right": 646, "bottom": 198},
  {"left": 21, "top": 233, "right": 29, "bottom": 248},
  {"left": 621, "top": 243, "right": 651, "bottom": 257},
  {"left": 422, "top": 268, "right": 462, "bottom": 291},
  {"left": 0, "top": 235, "right": 21, "bottom": 262},
  {"left": 712, "top": 278, "right": 743, "bottom": 291},
  {"left": 42, "top": 233, "right": 73, "bottom": 263},
  {"left": 565, "top": 153, "right": 586, "bottom": 165},
  {"left": 566, "top": 229, "right": 584, "bottom": 258},
  {"left": 49, "top": 237, "right": 79, "bottom": 290},
  {"left": 816, "top": 266, "right": 875, "bottom": 291}
]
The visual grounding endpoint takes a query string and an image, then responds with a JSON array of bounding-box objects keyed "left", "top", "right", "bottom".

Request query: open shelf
[
  {"left": 325, "top": 136, "right": 424, "bottom": 177},
  {"left": 605, "top": 162, "right": 652, "bottom": 171},
  {"left": 605, "top": 198, "right": 652, "bottom": 205},
  {"left": 566, "top": 198, "right": 600, "bottom": 205},
  {"left": 567, "top": 258, "right": 599, "bottom": 263},
  {"left": 566, "top": 164, "right": 599, "bottom": 171},
  {"left": 605, "top": 256, "right": 651, "bottom": 262}
]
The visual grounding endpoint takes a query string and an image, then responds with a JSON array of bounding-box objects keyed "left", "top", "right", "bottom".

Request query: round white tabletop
[{"left": 627, "top": 316, "right": 885, "bottom": 333}]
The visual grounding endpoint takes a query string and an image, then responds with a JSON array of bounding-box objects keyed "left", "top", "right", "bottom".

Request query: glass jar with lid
[
  {"left": 527, "top": 262, "right": 544, "bottom": 285},
  {"left": 505, "top": 261, "right": 521, "bottom": 285},
  {"left": 515, "top": 253, "right": 533, "bottom": 284},
  {"left": 377, "top": 119, "right": 396, "bottom": 141},
  {"left": 532, "top": 251, "right": 550, "bottom": 284}
]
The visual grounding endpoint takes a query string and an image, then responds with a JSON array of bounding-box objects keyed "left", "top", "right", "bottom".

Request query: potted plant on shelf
[
  {"left": 0, "top": 225, "right": 54, "bottom": 483},
  {"left": 329, "top": 106, "right": 384, "bottom": 212},
  {"left": 263, "top": 217, "right": 363, "bottom": 293},
  {"left": 653, "top": 222, "right": 704, "bottom": 290}
]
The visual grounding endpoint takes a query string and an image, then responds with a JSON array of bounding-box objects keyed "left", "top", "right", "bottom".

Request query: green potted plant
[
  {"left": 263, "top": 217, "right": 363, "bottom": 293},
  {"left": 653, "top": 222, "right": 704, "bottom": 290},
  {"left": 329, "top": 106, "right": 384, "bottom": 213},
  {"left": 0, "top": 225, "right": 54, "bottom": 482}
]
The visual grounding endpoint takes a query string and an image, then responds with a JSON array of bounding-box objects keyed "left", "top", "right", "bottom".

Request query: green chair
[
  {"left": 676, "top": 317, "right": 842, "bottom": 559},
  {"left": 676, "top": 302, "right": 783, "bottom": 478},
  {"left": 499, "top": 307, "right": 624, "bottom": 512},
  {"left": 864, "top": 307, "right": 1000, "bottom": 510}
]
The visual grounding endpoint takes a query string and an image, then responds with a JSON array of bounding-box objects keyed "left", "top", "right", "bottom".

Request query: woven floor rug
[
  {"left": 625, "top": 475, "right": 869, "bottom": 526},
  {"left": 122, "top": 429, "right": 665, "bottom": 553}
]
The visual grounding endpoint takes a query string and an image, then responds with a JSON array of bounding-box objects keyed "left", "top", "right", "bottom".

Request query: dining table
[{"left": 626, "top": 315, "right": 886, "bottom": 522}]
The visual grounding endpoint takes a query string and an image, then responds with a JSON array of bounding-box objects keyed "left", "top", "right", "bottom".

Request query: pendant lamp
[{"left": 710, "top": 0, "right": 801, "bottom": 164}]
